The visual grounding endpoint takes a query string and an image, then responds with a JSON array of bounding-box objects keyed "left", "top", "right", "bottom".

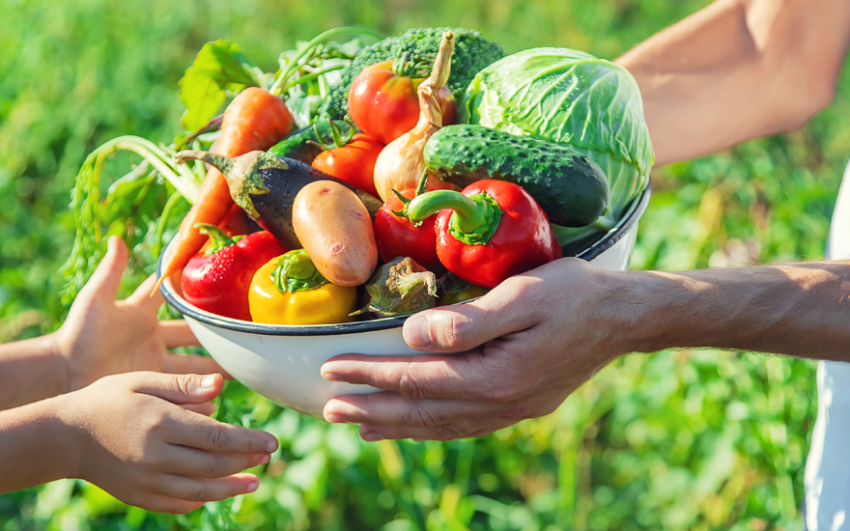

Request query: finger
[
  {"left": 140, "top": 495, "right": 205, "bottom": 515},
  {"left": 132, "top": 372, "right": 224, "bottom": 404},
  {"left": 164, "top": 410, "right": 279, "bottom": 455},
  {"left": 77, "top": 236, "right": 128, "bottom": 303},
  {"left": 323, "top": 391, "right": 511, "bottom": 427},
  {"left": 164, "top": 446, "right": 269, "bottom": 478},
  {"left": 321, "top": 350, "right": 505, "bottom": 400},
  {"left": 159, "top": 473, "right": 260, "bottom": 503},
  {"left": 126, "top": 274, "right": 164, "bottom": 311},
  {"left": 162, "top": 353, "right": 225, "bottom": 377},
  {"left": 402, "top": 278, "right": 538, "bottom": 353},
  {"left": 160, "top": 320, "right": 201, "bottom": 348},
  {"left": 181, "top": 401, "right": 216, "bottom": 416},
  {"left": 359, "top": 417, "right": 511, "bottom": 442}
]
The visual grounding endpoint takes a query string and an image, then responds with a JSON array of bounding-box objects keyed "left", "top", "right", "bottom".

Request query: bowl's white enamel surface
[
  {"left": 160, "top": 185, "right": 650, "bottom": 417},
  {"left": 181, "top": 312, "right": 417, "bottom": 416}
]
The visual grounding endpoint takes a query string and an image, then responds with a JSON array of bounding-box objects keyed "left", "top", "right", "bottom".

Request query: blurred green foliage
[{"left": 1, "top": 0, "right": 844, "bottom": 529}]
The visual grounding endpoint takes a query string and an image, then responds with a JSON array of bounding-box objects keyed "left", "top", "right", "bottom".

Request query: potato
[{"left": 292, "top": 180, "right": 378, "bottom": 286}]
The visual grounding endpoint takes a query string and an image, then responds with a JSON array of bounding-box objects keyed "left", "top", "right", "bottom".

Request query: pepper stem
[
  {"left": 174, "top": 150, "right": 288, "bottom": 219},
  {"left": 407, "top": 189, "right": 503, "bottom": 245},
  {"left": 195, "top": 223, "right": 235, "bottom": 256},
  {"left": 271, "top": 249, "right": 328, "bottom": 293}
]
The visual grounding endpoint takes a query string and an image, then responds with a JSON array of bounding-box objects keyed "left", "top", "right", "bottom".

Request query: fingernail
[
  {"left": 246, "top": 481, "right": 259, "bottom": 493},
  {"left": 322, "top": 372, "right": 343, "bottom": 382},
  {"left": 265, "top": 439, "right": 278, "bottom": 453},
  {"left": 325, "top": 413, "right": 345, "bottom": 424},
  {"left": 362, "top": 432, "right": 384, "bottom": 442},
  {"left": 404, "top": 315, "right": 431, "bottom": 349},
  {"left": 259, "top": 454, "right": 270, "bottom": 465},
  {"left": 200, "top": 374, "right": 217, "bottom": 389}
]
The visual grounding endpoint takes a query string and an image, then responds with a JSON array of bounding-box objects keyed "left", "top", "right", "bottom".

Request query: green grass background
[{"left": 1, "top": 0, "right": 845, "bottom": 529}]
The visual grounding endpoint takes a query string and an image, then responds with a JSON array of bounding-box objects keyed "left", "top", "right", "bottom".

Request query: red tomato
[
  {"left": 374, "top": 188, "right": 442, "bottom": 272},
  {"left": 311, "top": 133, "right": 383, "bottom": 198},
  {"left": 348, "top": 60, "right": 457, "bottom": 145}
]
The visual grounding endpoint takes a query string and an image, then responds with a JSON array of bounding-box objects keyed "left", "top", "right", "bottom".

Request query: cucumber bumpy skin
[{"left": 423, "top": 124, "right": 610, "bottom": 227}]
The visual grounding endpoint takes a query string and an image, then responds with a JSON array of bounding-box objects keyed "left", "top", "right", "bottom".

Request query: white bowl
[{"left": 159, "top": 184, "right": 651, "bottom": 417}]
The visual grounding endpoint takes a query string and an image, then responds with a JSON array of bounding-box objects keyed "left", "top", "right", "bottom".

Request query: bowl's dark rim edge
[{"left": 159, "top": 181, "right": 652, "bottom": 337}]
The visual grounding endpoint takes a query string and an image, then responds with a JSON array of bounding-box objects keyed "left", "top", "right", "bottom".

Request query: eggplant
[{"left": 174, "top": 150, "right": 383, "bottom": 250}]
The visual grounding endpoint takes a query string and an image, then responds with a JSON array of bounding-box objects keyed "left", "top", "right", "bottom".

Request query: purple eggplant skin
[
  {"left": 252, "top": 157, "right": 383, "bottom": 250},
  {"left": 173, "top": 150, "right": 383, "bottom": 251}
]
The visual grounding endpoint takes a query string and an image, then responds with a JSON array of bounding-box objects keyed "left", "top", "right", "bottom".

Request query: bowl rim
[{"left": 159, "top": 181, "right": 652, "bottom": 336}]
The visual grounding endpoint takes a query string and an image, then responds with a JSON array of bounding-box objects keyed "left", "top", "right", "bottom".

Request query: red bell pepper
[
  {"left": 181, "top": 223, "right": 287, "bottom": 321},
  {"left": 374, "top": 176, "right": 441, "bottom": 272},
  {"left": 407, "top": 179, "right": 562, "bottom": 288}
]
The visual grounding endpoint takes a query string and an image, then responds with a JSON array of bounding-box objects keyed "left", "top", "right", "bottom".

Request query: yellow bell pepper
[{"left": 249, "top": 250, "right": 356, "bottom": 325}]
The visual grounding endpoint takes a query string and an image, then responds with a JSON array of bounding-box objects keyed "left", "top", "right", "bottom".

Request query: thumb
[
  {"left": 403, "top": 279, "right": 537, "bottom": 353},
  {"left": 77, "top": 236, "right": 128, "bottom": 303},
  {"left": 131, "top": 372, "right": 224, "bottom": 405}
]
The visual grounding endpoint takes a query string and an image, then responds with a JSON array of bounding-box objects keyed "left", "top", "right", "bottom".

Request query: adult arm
[
  {"left": 320, "top": 259, "right": 850, "bottom": 440},
  {"left": 617, "top": 0, "right": 850, "bottom": 166}
]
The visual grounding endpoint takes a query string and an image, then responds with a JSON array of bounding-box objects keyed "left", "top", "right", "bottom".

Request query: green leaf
[{"left": 179, "top": 40, "right": 263, "bottom": 131}]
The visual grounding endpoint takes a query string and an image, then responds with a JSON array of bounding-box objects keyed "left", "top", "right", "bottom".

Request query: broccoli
[{"left": 319, "top": 27, "right": 505, "bottom": 120}]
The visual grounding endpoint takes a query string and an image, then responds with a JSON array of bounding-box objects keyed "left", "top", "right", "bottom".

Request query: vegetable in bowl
[
  {"left": 319, "top": 26, "right": 506, "bottom": 120},
  {"left": 464, "top": 47, "right": 654, "bottom": 249}
]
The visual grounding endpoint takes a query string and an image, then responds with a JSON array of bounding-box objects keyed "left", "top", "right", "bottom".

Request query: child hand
[
  {"left": 58, "top": 371, "right": 278, "bottom": 514},
  {"left": 55, "top": 236, "right": 221, "bottom": 392}
]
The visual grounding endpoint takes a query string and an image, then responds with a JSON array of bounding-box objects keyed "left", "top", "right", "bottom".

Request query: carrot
[{"left": 156, "top": 87, "right": 292, "bottom": 290}]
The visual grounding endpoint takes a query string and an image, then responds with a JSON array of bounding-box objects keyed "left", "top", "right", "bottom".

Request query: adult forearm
[
  {"left": 616, "top": 0, "right": 850, "bottom": 166},
  {"left": 0, "top": 334, "right": 67, "bottom": 411},
  {"left": 0, "top": 397, "right": 72, "bottom": 493},
  {"left": 622, "top": 262, "right": 850, "bottom": 361}
]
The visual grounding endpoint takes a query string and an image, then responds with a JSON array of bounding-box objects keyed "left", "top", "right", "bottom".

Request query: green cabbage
[{"left": 464, "top": 47, "right": 653, "bottom": 248}]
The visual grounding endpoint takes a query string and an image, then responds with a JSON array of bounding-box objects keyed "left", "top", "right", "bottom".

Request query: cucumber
[
  {"left": 423, "top": 124, "right": 610, "bottom": 227},
  {"left": 267, "top": 120, "right": 350, "bottom": 164}
]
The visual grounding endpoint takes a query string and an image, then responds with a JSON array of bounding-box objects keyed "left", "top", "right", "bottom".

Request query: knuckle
[
  {"left": 176, "top": 375, "right": 195, "bottom": 396},
  {"left": 204, "top": 459, "right": 225, "bottom": 479},
  {"left": 205, "top": 427, "right": 229, "bottom": 452},
  {"left": 189, "top": 485, "right": 208, "bottom": 502},
  {"left": 432, "top": 312, "right": 466, "bottom": 350},
  {"left": 405, "top": 405, "right": 438, "bottom": 428},
  {"left": 246, "top": 434, "right": 263, "bottom": 454},
  {"left": 396, "top": 362, "right": 423, "bottom": 399}
]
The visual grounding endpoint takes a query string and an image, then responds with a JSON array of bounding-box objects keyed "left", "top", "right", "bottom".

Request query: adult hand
[
  {"left": 54, "top": 236, "right": 222, "bottom": 392},
  {"left": 58, "top": 371, "right": 279, "bottom": 514},
  {"left": 320, "top": 258, "right": 633, "bottom": 441}
]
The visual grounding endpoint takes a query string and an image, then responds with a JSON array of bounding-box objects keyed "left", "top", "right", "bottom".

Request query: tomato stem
[{"left": 308, "top": 117, "right": 355, "bottom": 151}]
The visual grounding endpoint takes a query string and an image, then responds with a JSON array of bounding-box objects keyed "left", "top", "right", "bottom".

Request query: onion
[{"left": 373, "top": 32, "right": 459, "bottom": 202}]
